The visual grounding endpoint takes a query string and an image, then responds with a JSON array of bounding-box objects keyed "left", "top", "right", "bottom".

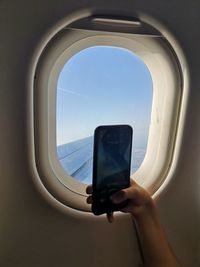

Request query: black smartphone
[{"left": 92, "top": 125, "right": 133, "bottom": 215}]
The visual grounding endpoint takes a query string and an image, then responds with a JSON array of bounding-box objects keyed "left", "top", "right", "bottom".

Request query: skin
[{"left": 86, "top": 180, "right": 179, "bottom": 267}]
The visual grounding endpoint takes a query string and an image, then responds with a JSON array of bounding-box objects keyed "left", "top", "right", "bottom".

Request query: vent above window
[{"left": 68, "top": 16, "right": 161, "bottom": 36}]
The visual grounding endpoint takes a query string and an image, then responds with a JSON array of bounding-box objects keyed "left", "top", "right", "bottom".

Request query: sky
[{"left": 56, "top": 46, "right": 153, "bottom": 147}]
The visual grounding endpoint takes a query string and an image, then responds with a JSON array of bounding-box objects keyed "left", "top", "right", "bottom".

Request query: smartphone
[{"left": 92, "top": 125, "right": 133, "bottom": 215}]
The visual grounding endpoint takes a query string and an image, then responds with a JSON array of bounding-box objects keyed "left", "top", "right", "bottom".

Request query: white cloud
[{"left": 58, "top": 86, "right": 88, "bottom": 99}]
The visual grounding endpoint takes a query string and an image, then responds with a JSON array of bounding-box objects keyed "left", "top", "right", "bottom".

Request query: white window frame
[{"left": 33, "top": 16, "right": 183, "bottom": 211}]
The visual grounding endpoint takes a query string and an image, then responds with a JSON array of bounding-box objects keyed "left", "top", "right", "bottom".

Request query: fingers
[
  {"left": 122, "top": 186, "right": 138, "bottom": 200},
  {"left": 86, "top": 195, "right": 92, "bottom": 204},
  {"left": 107, "top": 212, "right": 114, "bottom": 223},
  {"left": 86, "top": 185, "right": 93, "bottom": 204},
  {"left": 86, "top": 185, "right": 114, "bottom": 223},
  {"left": 86, "top": 179, "right": 135, "bottom": 195},
  {"left": 86, "top": 180, "right": 140, "bottom": 220},
  {"left": 86, "top": 180, "right": 136, "bottom": 198},
  {"left": 86, "top": 184, "right": 93, "bottom": 194},
  {"left": 111, "top": 187, "right": 137, "bottom": 204},
  {"left": 111, "top": 182, "right": 139, "bottom": 204},
  {"left": 111, "top": 190, "right": 126, "bottom": 204}
]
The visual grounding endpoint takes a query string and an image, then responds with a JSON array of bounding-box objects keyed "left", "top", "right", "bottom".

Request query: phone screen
[{"left": 92, "top": 125, "right": 133, "bottom": 215}]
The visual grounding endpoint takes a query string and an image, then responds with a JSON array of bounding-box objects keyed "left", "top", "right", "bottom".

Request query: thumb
[
  {"left": 111, "top": 186, "right": 138, "bottom": 204},
  {"left": 122, "top": 186, "right": 138, "bottom": 200},
  {"left": 111, "top": 190, "right": 126, "bottom": 204}
]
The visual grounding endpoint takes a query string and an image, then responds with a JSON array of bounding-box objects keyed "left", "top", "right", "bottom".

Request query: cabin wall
[{"left": 1, "top": 0, "right": 200, "bottom": 266}]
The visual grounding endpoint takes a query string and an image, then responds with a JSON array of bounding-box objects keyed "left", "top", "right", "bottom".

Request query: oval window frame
[{"left": 33, "top": 18, "right": 182, "bottom": 211}]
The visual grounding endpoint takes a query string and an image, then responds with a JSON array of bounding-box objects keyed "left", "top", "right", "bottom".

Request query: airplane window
[
  {"left": 56, "top": 46, "right": 153, "bottom": 185},
  {"left": 34, "top": 17, "right": 182, "bottom": 210}
]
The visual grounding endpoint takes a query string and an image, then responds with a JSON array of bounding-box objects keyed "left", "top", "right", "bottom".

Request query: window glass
[{"left": 56, "top": 46, "right": 153, "bottom": 184}]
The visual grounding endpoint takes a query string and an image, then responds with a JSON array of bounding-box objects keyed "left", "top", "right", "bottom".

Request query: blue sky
[{"left": 56, "top": 46, "right": 152, "bottom": 147}]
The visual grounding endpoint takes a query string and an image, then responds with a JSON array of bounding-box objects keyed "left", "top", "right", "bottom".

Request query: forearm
[
  {"left": 133, "top": 200, "right": 179, "bottom": 267},
  {"left": 104, "top": 180, "right": 180, "bottom": 266}
]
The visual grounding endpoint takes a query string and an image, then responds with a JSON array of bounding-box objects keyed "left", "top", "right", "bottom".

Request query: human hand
[
  {"left": 86, "top": 182, "right": 179, "bottom": 266},
  {"left": 111, "top": 180, "right": 155, "bottom": 220},
  {"left": 86, "top": 184, "right": 115, "bottom": 223},
  {"left": 86, "top": 180, "right": 155, "bottom": 222}
]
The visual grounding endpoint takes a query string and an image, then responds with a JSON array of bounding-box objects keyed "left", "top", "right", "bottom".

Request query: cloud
[
  {"left": 58, "top": 87, "right": 83, "bottom": 96},
  {"left": 57, "top": 87, "right": 88, "bottom": 99}
]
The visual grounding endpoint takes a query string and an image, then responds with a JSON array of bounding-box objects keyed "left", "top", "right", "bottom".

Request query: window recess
[{"left": 33, "top": 15, "right": 182, "bottom": 211}]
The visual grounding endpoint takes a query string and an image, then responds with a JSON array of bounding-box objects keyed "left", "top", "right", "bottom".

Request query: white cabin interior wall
[{"left": 1, "top": 0, "right": 200, "bottom": 266}]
